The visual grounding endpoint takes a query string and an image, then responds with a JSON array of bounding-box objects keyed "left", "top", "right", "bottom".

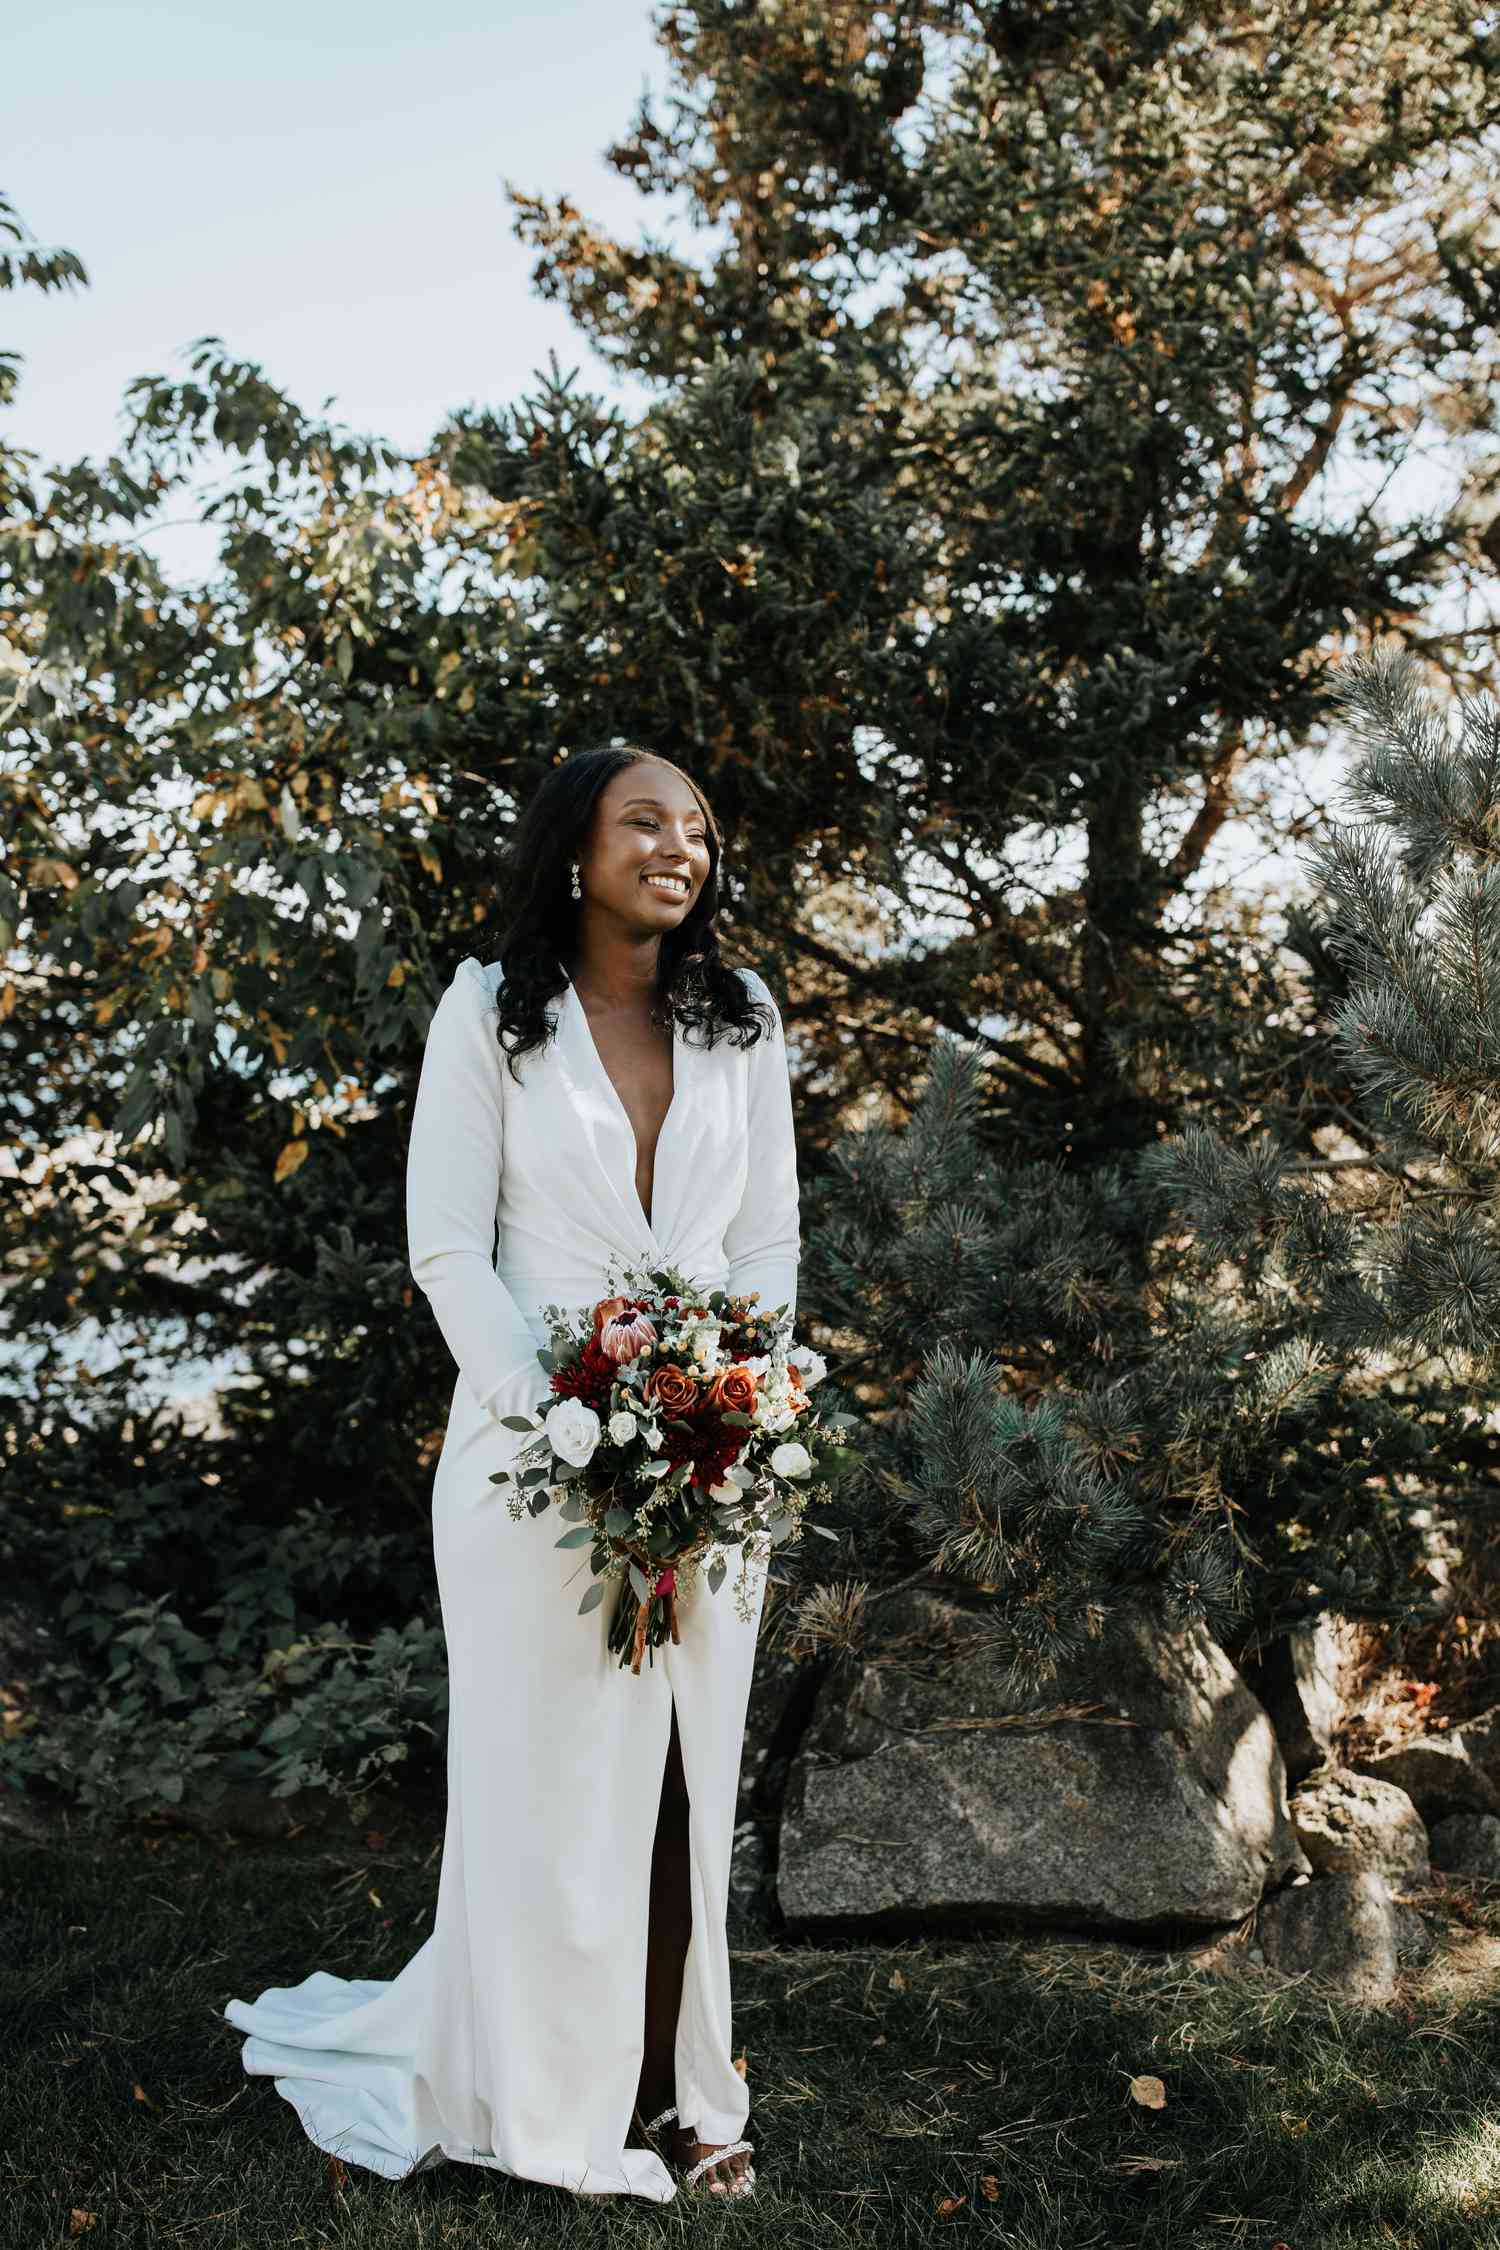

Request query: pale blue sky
[{"left": 7, "top": 0, "right": 684, "bottom": 571}]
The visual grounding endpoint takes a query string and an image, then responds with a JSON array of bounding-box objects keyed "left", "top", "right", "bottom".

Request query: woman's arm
[
  {"left": 722, "top": 969, "right": 801, "bottom": 1322},
  {"left": 405, "top": 956, "right": 542, "bottom": 1421}
]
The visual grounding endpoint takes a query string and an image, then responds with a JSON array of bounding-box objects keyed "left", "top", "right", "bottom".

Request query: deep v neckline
[{"left": 564, "top": 979, "right": 683, "bottom": 1240}]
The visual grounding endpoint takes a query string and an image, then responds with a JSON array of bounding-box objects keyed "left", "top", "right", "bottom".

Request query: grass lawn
[{"left": 4, "top": 1819, "right": 1500, "bottom": 2247}]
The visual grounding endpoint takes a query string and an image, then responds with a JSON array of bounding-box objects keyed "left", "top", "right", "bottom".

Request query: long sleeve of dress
[
  {"left": 406, "top": 956, "right": 542, "bottom": 1421},
  {"left": 721, "top": 970, "right": 801, "bottom": 1322}
]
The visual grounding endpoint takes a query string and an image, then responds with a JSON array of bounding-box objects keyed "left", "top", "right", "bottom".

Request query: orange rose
[
  {"left": 707, "top": 1363, "right": 758, "bottom": 1416},
  {"left": 645, "top": 1362, "right": 698, "bottom": 1414}
]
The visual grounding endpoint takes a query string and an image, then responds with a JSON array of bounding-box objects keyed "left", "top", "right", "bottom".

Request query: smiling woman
[{"left": 224, "top": 745, "right": 800, "bottom": 2205}]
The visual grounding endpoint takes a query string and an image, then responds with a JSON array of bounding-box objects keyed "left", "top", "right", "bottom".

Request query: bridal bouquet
[{"left": 489, "top": 1257, "right": 854, "bottom": 1672}]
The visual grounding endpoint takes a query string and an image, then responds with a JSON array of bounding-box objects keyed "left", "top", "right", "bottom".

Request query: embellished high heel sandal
[{"left": 639, "top": 2102, "right": 757, "bottom": 2198}]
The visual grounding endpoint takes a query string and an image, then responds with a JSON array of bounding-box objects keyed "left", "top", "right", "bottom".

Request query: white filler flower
[
  {"left": 770, "top": 1440, "right": 813, "bottom": 1479},
  {"left": 789, "top": 1345, "right": 827, "bottom": 1387},
  {"left": 684, "top": 1314, "right": 723, "bottom": 1365},
  {"left": 607, "top": 1409, "right": 638, "bottom": 1447}
]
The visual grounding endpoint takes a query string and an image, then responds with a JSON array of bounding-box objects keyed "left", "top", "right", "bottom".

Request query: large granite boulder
[
  {"left": 1289, "top": 1766, "right": 1430, "bottom": 1885},
  {"left": 777, "top": 1590, "right": 1308, "bottom": 1939}
]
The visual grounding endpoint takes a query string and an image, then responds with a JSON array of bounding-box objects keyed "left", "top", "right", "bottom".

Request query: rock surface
[
  {"left": 777, "top": 1591, "right": 1308, "bottom": 1939},
  {"left": 1449, "top": 1705, "right": 1500, "bottom": 1794},
  {"left": 1429, "top": 1812, "right": 1500, "bottom": 1880},
  {"left": 1289, "top": 1765, "right": 1430, "bottom": 1884},
  {"left": 1257, "top": 1871, "right": 1407, "bottom": 2000},
  {"left": 1351, "top": 1734, "right": 1500, "bottom": 1820},
  {"left": 1243, "top": 1615, "right": 1383, "bottom": 1785}
]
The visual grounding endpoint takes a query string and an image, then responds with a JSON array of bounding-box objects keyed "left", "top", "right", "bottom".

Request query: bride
[{"left": 225, "top": 746, "right": 801, "bottom": 2203}]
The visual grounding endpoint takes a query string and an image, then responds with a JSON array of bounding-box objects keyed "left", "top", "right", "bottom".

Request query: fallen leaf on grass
[
  {"left": 326, "top": 2155, "right": 349, "bottom": 2192},
  {"left": 935, "top": 2195, "right": 967, "bottom": 2216},
  {"left": 978, "top": 2176, "right": 1001, "bottom": 2201},
  {"left": 1128, "top": 2073, "right": 1166, "bottom": 2110},
  {"left": 68, "top": 2214, "right": 97, "bottom": 2236},
  {"left": 131, "top": 2082, "right": 154, "bottom": 2107}
]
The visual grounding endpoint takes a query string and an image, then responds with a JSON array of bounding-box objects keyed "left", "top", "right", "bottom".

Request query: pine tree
[
  {"left": 1154, "top": 647, "right": 1500, "bottom": 1398},
  {"left": 804, "top": 647, "right": 1500, "bottom": 1684},
  {"left": 803, "top": 1002, "right": 1445, "bottom": 1683},
  {"left": 501, "top": 0, "right": 1500, "bottom": 1150}
]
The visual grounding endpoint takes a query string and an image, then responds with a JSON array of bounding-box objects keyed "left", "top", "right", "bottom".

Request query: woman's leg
[{"left": 634, "top": 1700, "right": 752, "bottom": 2193}]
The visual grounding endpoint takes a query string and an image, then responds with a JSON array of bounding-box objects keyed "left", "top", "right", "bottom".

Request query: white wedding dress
[{"left": 225, "top": 954, "right": 800, "bottom": 2201}]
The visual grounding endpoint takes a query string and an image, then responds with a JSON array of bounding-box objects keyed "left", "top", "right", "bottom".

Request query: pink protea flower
[{"left": 597, "top": 1305, "right": 658, "bottom": 1363}]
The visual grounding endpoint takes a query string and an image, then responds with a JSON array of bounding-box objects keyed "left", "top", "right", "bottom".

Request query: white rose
[
  {"left": 607, "top": 1410, "right": 637, "bottom": 1446},
  {"left": 770, "top": 1441, "right": 813, "bottom": 1479},
  {"left": 543, "top": 1396, "right": 602, "bottom": 1467},
  {"left": 789, "top": 1345, "right": 827, "bottom": 1388}
]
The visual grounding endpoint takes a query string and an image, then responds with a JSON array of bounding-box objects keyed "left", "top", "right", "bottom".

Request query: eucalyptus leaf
[
  {"left": 554, "top": 1525, "right": 595, "bottom": 1549},
  {"left": 577, "top": 1581, "right": 605, "bottom": 1615}
]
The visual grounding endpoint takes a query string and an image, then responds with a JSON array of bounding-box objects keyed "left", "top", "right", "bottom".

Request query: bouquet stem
[{"left": 608, "top": 1560, "right": 683, "bottom": 1674}]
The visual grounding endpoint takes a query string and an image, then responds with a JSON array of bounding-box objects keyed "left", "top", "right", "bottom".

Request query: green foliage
[
  {"left": 6, "top": 0, "right": 1500, "bottom": 1802},
  {"left": 3, "top": 1458, "right": 444, "bottom": 1813},
  {"left": 804, "top": 1025, "right": 1443, "bottom": 1674},
  {"left": 1149, "top": 650, "right": 1500, "bottom": 1381}
]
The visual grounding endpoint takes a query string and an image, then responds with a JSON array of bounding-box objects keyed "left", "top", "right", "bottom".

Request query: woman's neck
[{"left": 565, "top": 933, "right": 665, "bottom": 1012}]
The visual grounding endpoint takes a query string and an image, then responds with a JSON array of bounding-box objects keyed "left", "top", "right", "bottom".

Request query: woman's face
[{"left": 576, "top": 761, "right": 713, "bottom": 934}]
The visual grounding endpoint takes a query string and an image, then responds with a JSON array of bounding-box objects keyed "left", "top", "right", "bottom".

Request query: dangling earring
[{"left": 570, "top": 861, "right": 582, "bottom": 900}]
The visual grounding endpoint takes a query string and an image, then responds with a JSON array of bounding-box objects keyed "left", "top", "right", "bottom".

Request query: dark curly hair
[{"left": 489, "top": 745, "right": 776, "bottom": 1081}]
